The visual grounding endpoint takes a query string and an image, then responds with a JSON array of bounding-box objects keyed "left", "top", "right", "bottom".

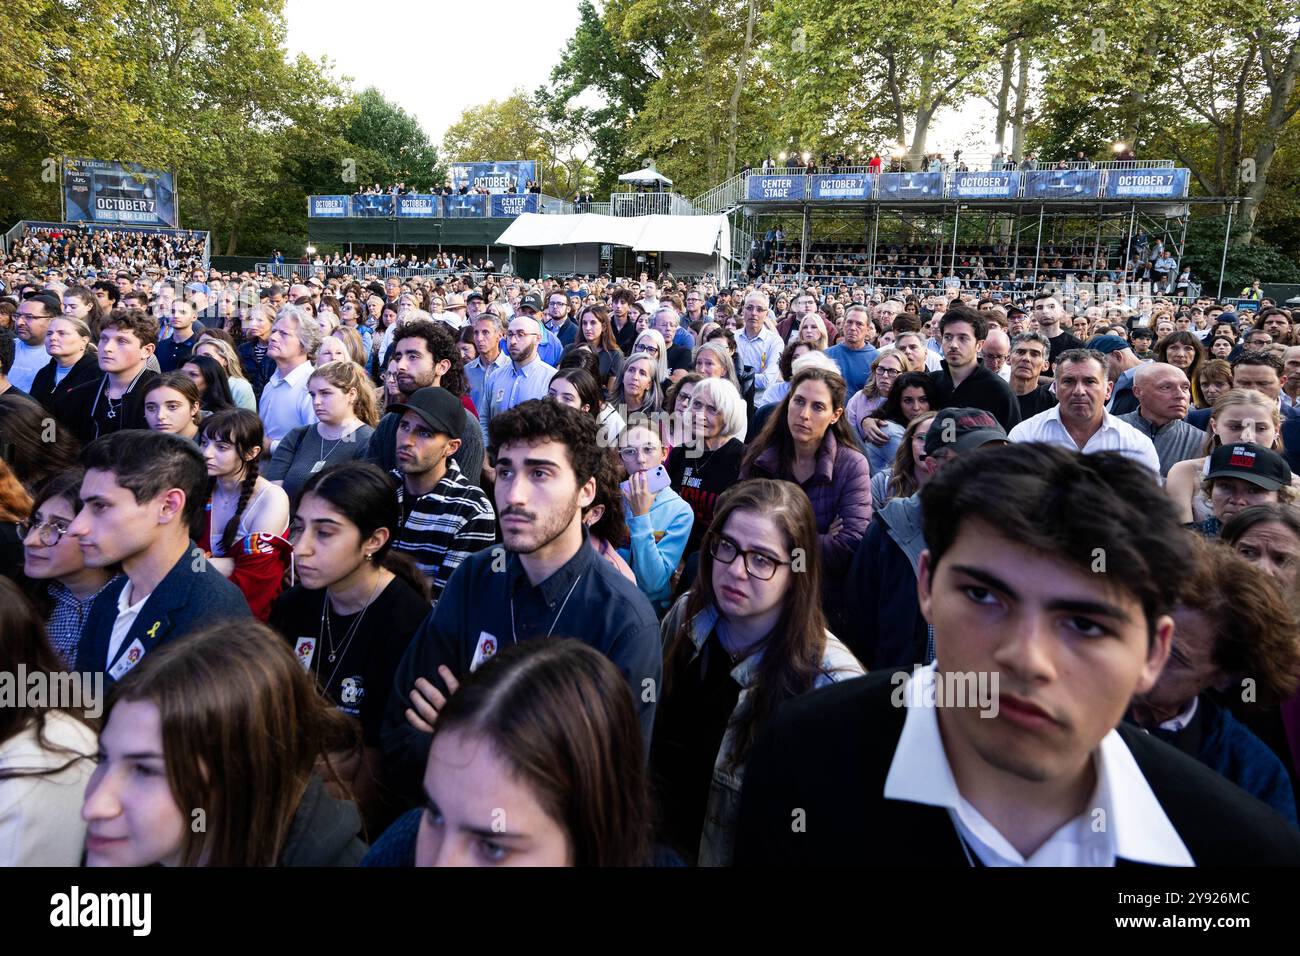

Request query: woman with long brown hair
[
  {"left": 740, "top": 365, "right": 873, "bottom": 627},
  {"left": 81, "top": 619, "right": 366, "bottom": 866},
  {"left": 577, "top": 303, "right": 624, "bottom": 397},
  {"left": 409, "top": 639, "right": 652, "bottom": 866},
  {"left": 870, "top": 409, "right": 939, "bottom": 505},
  {"left": 652, "top": 479, "right": 863, "bottom": 865},
  {"left": 1155, "top": 329, "right": 1207, "bottom": 406},
  {"left": 0, "top": 577, "right": 98, "bottom": 865}
]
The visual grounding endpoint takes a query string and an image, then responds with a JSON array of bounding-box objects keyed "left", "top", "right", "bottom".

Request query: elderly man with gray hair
[
  {"left": 1116, "top": 362, "right": 1206, "bottom": 477},
  {"left": 652, "top": 306, "right": 694, "bottom": 380},
  {"left": 258, "top": 304, "right": 322, "bottom": 450}
]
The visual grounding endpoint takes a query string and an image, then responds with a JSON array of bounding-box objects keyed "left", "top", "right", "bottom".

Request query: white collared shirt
[
  {"left": 734, "top": 325, "right": 783, "bottom": 390},
  {"left": 258, "top": 359, "right": 317, "bottom": 447},
  {"left": 1008, "top": 404, "right": 1161, "bottom": 474},
  {"left": 108, "top": 582, "right": 150, "bottom": 669},
  {"left": 883, "top": 664, "right": 1194, "bottom": 867}
]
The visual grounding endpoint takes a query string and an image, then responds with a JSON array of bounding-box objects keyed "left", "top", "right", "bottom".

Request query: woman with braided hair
[{"left": 197, "top": 409, "right": 291, "bottom": 621}]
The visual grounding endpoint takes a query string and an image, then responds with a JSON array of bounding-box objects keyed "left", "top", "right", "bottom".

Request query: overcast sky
[{"left": 284, "top": 0, "right": 991, "bottom": 163}]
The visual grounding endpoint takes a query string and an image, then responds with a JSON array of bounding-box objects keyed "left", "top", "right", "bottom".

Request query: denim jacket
[{"left": 660, "top": 594, "right": 865, "bottom": 866}]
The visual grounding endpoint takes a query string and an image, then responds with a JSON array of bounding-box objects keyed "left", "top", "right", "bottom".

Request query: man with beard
[
  {"left": 380, "top": 400, "right": 662, "bottom": 803},
  {"left": 477, "top": 313, "right": 556, "bottom": 444},
  {"left": 362, "top": 319, "right": 484, "bottom": 486}
]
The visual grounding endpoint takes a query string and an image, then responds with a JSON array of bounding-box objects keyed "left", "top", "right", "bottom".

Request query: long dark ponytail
[
  {"left": 295, "top": 461, "right": 430, "bottom": 602},
  {"left": 198, "top": 408, "right": 263, "bottom": 555}
]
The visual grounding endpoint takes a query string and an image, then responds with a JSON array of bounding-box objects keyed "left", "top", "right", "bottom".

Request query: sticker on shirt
[
  {"left": 109, "top": 638, "right": 147, "bottom": 681},
  {"left": 653, "top": 531, "right": 667, "bottom": 543},
  {"left": 494, "top": 388, "right": 505, "bottom": 404},
  {"left": 469, "top": 631, "right": 499, "bottom": 673},
  {"left": 295, "top": 636, "right": 317, "bottom": 670}
]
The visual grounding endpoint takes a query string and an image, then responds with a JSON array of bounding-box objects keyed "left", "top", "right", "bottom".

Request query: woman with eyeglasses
[
  {"left": 631, "top": 328, "right": 672, "bottom": 394},
  {"left": 20, "top": 469, "right": 118, "bottom": 668},
  {"left": 855, "top": 364, "right": 938, "bottom": 474},
  {"left": 650, "top": 479, "right": 863, "bottom": 866},
  {"left": 844, "top": 346, "right": 905, "bottom": 436}
]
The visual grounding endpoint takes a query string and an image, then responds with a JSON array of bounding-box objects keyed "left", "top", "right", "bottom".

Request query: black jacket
[
  {"left": 57, "top": 369, "right": 160, "bottom": 444},
  {"left": 735, "top": 671, "right": 1300, "bottom": 866},
  {"left": 278, "top": 774, "right": 368, "bottom": 866},
  {"left": 840, "top": 495, "right": 928, "bottom": 669},
  {"left": 31, "top": 353, "right": 101, "bottom": 415},
  {"left": 238, "top": 340, "right": 276, "bottom": 400},
  {"left": 930, "top": 362, "right": 1022, "bottom": 433}
]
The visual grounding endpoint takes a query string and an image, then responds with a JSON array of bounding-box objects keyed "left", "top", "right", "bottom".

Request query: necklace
[
  {"left": 319, "top": 573, "right": 385, "bottom": 672},
  {"left": 509, "top": 573, "right": 583, "bottom": 645},
  {"left": 311, "top": 423, "right": 350, "bottom": 474}
]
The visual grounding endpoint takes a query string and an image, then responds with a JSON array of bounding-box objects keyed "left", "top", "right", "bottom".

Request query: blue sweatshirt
[
  {"left": 618, "top": 486, "right": 694, "bottom": 612},
  {"left": 824, "top": 344, "right": 879, "bottom": 395}
]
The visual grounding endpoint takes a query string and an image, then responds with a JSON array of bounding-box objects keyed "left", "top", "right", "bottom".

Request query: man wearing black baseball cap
[
  {"left": 842, "top": 408, "right": 1009, "bottom": 670},
  {"left": 387, "top": 386, "right": 495, "bottom": 600},
  {"left": 1190, "top": 442, "right": 1295, "bottom": 538}
]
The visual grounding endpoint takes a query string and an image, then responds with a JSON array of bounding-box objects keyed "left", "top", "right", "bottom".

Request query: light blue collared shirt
[
  {"left": 465, "top": 349, "right": 510, "bottom": 414},
  {"left": 478, "top": 355, "right": 556, "bottom": 442}
]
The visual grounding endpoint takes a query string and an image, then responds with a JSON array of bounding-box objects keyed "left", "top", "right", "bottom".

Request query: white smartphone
[{"left": 621, "top": 464, "right": 672, "bottom": 497}]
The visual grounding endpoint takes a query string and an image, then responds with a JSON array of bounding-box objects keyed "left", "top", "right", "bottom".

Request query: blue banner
[
  {"left": 876, "top": 172, "right": 944, "bottom": 201},
  {"left": 63, "top": 158, "right": 178, "bottom": 227},
  {"left": 1104, "top": 168, "right": 1189, "bottom": 199},
  {"left": 309, "top": 195, "right": 350, "bottom": 218},
  {"left": 950, "top": 171, "right": 1020, "bottom": 199},
  {"left": 1023, "top": 169, "right": 1102, "bottom": 200},
  {"left": 450, "top": 161, "right": 536, "bottom": 194},
  {"left": 397, "top": 194, "right": 440, "bottom": 218},
  {"left": 444, "top": 194, "right": 486, "bottom": 218},
  {"left": 745, "top": 175, "right": 806, "bottom": 201},
  {"left": 351, "top": 194, "right": 395, "bottom": 217},
  {"left": 811, "top": 173, "right": 875, "bottom": 200},
  {"left": 489, "top": 193, "right": 539, "bottom": 217}
]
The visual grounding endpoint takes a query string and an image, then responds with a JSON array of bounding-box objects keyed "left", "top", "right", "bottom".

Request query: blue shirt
[
  {"left": 380, "top": 536, "right": 662, "bottom": 802},
  {"left": 824, "top": 343, "right": 879, "bottom": 395},
  {"left": 478, "top": 356, "right": 556, "bottom": 442},
  {"left": 465, "top": 349, "right": 510, "bottom": 414}
]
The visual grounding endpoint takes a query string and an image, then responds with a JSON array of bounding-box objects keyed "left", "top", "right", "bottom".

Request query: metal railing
[
  {"left": 693, "top": 172, "right": 749, "bottom": 215},
  {"left": 608, "top": 192, "right": 697, "bottom": 217}
]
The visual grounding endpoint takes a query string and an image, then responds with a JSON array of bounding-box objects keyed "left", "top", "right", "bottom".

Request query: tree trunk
[
  {"left": 1237, "top": 25, "right": 1300, "bottom": 245},
  {"left": 726, "top": 0, "right": 758, "bottom": 180},
  {"left": 994, "top": 39, "right": 1015, "bottom": 150},
  {"left": 1011, "top": 40, "right": 1029, "bottom": 161}
]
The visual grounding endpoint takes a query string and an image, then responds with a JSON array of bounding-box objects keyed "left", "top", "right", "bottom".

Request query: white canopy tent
[
  {"left": 495, "top": 213, "right": 731, "bottom": 274},
  {"left": 616, "top": 167, "right": 674, "bottom": 186}
]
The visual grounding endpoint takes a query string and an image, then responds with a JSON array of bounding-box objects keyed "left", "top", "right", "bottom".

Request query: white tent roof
[
  {"left": 617, "top": 168, "right": 674, "bottom": 186},
  {"left": 495, "top": 213, "right": 730, "bottom": 260}
]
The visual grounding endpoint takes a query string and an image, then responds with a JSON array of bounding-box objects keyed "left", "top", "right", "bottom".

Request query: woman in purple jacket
[{"left": 739, "top": 365, "right": 873, "bottom": 637}]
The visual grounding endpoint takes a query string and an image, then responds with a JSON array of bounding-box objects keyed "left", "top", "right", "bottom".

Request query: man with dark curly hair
[{"left": 380, "top": 399, "right": 662, "bottom": 804}]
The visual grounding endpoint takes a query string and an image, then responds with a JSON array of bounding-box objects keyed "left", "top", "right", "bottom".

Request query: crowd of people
[
  {"left": 6, "top": 225, "right": 207, "bottom": 277},
  {"left": 740, "top": 147, "right": 1140, "bottom": 177},
  {"left": 746, "top": 230, "right": 1194, "bottom": 297},
  {"left": 358, "top": 181, "right": 544, "bottom": 198},
  {"left": 2, "top": 248, "right": 1300, "bottom": 869}
]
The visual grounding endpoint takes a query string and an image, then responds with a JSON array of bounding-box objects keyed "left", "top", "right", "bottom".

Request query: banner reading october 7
[
  {"left": 450, "top": 161, "right": 537, "bottom": 194},
  {"left": 63, "top": 158, "right": 178, "bottom": 227}
]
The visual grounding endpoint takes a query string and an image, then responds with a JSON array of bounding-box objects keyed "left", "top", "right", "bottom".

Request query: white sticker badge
[
  {"left": 109, "top": 638, "right": 147, "bottom": 681},
  {"left": 294, "top": 636, "right": 317, "bottom": 670},
  {"left": 469, "top": 631, "right": 499, "bottom": 673}
]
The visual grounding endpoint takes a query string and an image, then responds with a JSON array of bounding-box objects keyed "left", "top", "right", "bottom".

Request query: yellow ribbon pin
[{"left": 146, "top": 621, "right": 161, "bottom": 640}]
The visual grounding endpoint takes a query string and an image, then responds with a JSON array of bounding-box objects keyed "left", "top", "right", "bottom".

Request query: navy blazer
[{"left": 77, "top": 542, "right": 251, "bottom": 684}]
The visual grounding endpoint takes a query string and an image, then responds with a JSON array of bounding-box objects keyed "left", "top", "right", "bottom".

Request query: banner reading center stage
[{"left": 746, "top": 175, "right": 806, "bottom": 201}]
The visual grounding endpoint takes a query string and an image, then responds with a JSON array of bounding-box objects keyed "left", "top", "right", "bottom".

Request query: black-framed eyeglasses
[
  {"left": 18, "top": 518, "right": 71, "bottom": 546},
  {"left": 707, "top": 532, "right": 789, "bottom": 581}
]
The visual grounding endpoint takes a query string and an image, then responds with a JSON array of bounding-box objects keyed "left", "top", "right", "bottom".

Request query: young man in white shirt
[{"left": 735, "top": 442, "right": 1300, "bottom": 866}]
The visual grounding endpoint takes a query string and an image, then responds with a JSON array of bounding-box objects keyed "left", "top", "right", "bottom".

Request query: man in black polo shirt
[
  {"left": 930, "top": 303, "right": 1021, "bottom": 432},
  {"left": 380, "top": 399, "right": 662, "bottom": 802},
  {"left": 609, "top": 287, "right": 639, "bottom": 356},
  {"left": 736, "top": 444, "right": 1300, "bottom": 866},
  {"left": 1032, "top": 291, "right": 1082, "bottom": 368}
]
